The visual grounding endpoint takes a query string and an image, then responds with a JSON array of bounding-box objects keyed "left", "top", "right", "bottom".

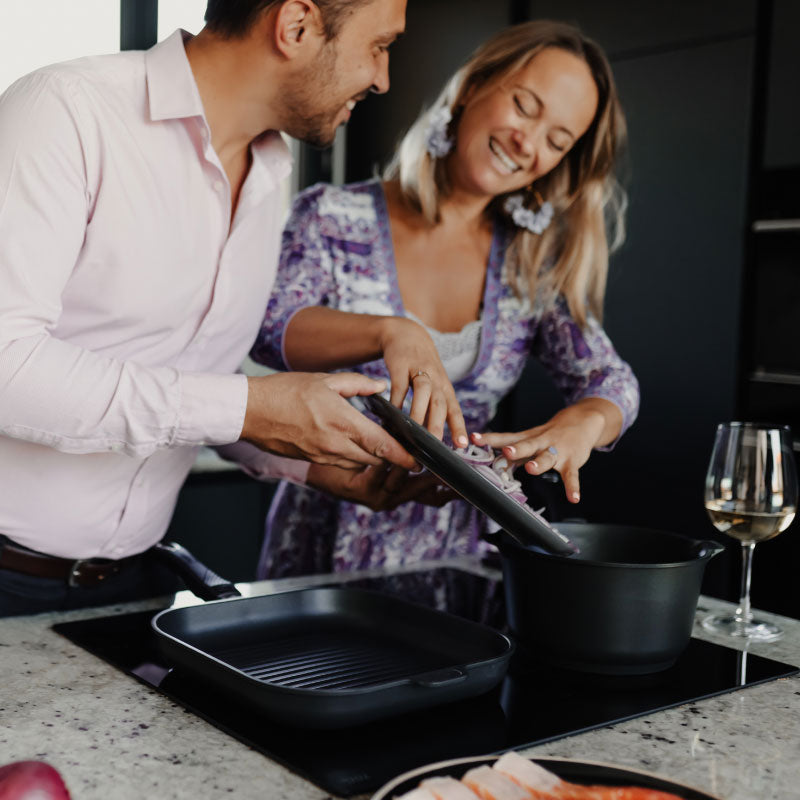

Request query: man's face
[{"left": 283, "top": 0, "right": 406, "bottom": 147}]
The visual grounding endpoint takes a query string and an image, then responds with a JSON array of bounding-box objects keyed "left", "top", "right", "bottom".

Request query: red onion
[{"left": 0, "top": 762, "right": 71, "bottom": 800}]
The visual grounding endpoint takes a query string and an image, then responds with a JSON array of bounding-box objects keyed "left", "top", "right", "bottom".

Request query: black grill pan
[{"left": 151, "top": 545, "right": 512, "bottom": 729}]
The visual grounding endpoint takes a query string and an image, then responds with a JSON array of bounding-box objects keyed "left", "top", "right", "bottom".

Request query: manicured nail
[
  {"left": 572, "top": 492, "right": 580, "bottom": 502},
  {"left": 505, "top": 445, "right": 516, "bottom": 456},
  {"left": 530, "top": 460, "right": 539, "bottom": 470},
  {"left": 457, "top": 435, "right": 468, "bottom": 447},
  {"left": 472, "top": 432, "right": 483, "bottom": 441}
]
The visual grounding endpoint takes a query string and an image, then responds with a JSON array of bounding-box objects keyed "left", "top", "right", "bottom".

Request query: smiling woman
[{"left": 248, "top": 20, "right": 640, "bottom": 579}]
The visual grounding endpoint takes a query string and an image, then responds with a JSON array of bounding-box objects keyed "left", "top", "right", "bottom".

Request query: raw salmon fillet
[
  {"left": 394, "top": 753, "right": 688, "bottom": 800},
  {"left": 421, "top": 776, "right": 483, "bottom": 799},
  {"left": 492, "top": 752, "right": 686, "bottom": 799},
  {"left": 462, "top": 765, "right": 532, "bottom": 799}
]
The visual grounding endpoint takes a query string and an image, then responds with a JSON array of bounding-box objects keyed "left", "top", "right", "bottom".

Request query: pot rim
[{"left": 490, "top": 523, "right": 724, "bottom": 569}]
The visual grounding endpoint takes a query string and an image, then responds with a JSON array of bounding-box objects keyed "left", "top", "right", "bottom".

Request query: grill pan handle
[
  {"left": 151, "top": 541, "right": 242, "bottom": 601},
  {"left": 412, "top": 667, "right": 468, "bottom": 688}
]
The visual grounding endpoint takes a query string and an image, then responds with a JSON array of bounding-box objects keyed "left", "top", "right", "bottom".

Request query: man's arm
[{"left": 0, "top": 72, "right": 414, "bottom": 469}]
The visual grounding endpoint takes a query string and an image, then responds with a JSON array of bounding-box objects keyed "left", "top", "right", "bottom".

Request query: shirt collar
[
  {"left": 145, "top": 30, "right": 205, "bottom": 122},
  {"left": 145, "top": 29, "right": 293, "bottom": 188}
]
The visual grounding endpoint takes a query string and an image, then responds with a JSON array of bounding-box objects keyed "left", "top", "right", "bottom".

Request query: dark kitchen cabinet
[
  {"left": 165, "top": 469, "right": 276, "bottom": 582},
  {"left": 736, "top": 0, "right": 800, "bottom": 618}
]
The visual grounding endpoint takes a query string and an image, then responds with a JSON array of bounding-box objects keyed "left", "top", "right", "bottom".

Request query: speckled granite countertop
[{"left": 1, "top": 560, "right": 798, "bottom": 800}]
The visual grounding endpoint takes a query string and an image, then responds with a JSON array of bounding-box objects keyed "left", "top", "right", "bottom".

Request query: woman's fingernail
[
  {"left": 472, "top": 432, "right": 483, "bottom": 441},
  {"left": 457, "top": 435, "right": 468, "bottom": 447},
  {"left": 572, "top": 492, "right": 580, "bottom": 502},
  {"left": 505, "top": 445, "right": 516, "bottom": 456},
  {"left": 530, "top": 460, "right": 539, "bottom": 470}
]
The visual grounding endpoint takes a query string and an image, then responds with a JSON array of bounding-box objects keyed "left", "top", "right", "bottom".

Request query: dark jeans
[{"left": 0, "top": 547, "right": 182, "bottom": 617}]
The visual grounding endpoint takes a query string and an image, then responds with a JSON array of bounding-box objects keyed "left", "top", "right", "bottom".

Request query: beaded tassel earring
[
  {"left": 503, "top": 188, "right": 554, "bottom": 234},
  {"left": 425, "top": 106, "right": 454, "bottom": 158}
]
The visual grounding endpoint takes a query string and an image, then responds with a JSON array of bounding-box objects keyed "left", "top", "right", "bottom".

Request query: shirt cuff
[
  {"left": 214, "top": 440, "right": 310, "bottom": 486},
  {"left": 260, "top": 453, "right": 310, "bottom": 485},
  {"left": 174, "top": 371, "right": 248, "bottom": 446}
]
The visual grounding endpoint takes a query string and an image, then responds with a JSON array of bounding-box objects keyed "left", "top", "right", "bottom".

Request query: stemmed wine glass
[{"left": 702, "top": 422, "right": 797, "bottom": 641}]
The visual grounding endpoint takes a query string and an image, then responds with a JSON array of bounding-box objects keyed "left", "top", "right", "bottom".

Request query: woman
[{"left": 251, "top": 20, "right": 639, "bottom": 577}]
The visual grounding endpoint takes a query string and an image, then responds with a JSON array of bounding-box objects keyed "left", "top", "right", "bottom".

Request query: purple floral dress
[{"left": 250, "top": 180, "right": 639, "bottom": 578}]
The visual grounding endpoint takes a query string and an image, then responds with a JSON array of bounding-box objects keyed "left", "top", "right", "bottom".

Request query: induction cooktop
[{"left": 53, "top": 567, "right": 798, "bottom": 797}]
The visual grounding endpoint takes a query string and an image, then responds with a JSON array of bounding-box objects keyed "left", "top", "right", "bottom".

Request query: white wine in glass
[{"left": 702, "top": 422, "right": 797, "bottom": 641}]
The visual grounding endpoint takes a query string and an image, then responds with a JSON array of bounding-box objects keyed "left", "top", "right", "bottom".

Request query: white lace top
[{"left": 406, "top": 310, "right": 483, "bottom": 384}]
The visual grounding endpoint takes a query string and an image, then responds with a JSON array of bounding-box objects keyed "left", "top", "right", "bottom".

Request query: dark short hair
[{"left": 204, "top": 0, "right": 372, "bottom": 40}]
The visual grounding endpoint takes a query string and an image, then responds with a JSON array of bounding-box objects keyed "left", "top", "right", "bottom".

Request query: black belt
[{"left": 0, "top": 537, "right": 140, "bottom": 588}]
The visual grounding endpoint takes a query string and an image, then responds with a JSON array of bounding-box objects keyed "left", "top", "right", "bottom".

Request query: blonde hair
[{"left": 383, "top": 20, "right": 628, "bottom": 327}]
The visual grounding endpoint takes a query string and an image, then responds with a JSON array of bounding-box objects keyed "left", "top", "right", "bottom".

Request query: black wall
[{"left": 341, "top": 0, "right": 800, "bottom": 615}]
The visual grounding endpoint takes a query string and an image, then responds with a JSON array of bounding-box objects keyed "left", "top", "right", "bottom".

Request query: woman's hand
[
  {"left": 307, "top": 462, "right": 456, "bottom": 511},
  {"left": 379, "top": 317, "right": 468, "bottom": 446},
  {"left": 472, "top": 398, "right": 623, "bottom": 503}
]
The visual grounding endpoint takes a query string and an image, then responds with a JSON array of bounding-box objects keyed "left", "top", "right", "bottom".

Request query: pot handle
[
  {"left": 151, "top": 541, "right": 242, "bottom": 601},
  {"left": 412, "top": 667, "right": 467, "bottom": 688},
  {"left": 695, "top": 540, "right": 726, "bottom": 559}
]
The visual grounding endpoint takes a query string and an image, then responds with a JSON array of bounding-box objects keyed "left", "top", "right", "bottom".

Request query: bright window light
[
  {"left": 0, "top": 0, "right": 119, "bottom": 94},
  {"left": 158, "top": 0, "right": 208, "bottom": 41}
]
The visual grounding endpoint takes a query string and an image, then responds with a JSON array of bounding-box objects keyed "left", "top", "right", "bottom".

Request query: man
[{"left": 0, "top": 0, "right": 433, "bottom": 615}]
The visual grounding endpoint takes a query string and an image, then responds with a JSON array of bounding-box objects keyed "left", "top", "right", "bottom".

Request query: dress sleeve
[
  {"left": 532, "top": 296, "right": 640, "bottom": 450},
  {"left": 249, "top": 184, "right": 337, "bottom": 370}
]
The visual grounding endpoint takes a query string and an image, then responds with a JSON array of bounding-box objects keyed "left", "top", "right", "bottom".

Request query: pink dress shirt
[{"left": 0, "top": 31, "right": 308, "bottom": 560}]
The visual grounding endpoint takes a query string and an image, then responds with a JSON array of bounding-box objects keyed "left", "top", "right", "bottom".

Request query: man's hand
[
  {"left": 307, "top": 462, "right": 456, "bottom": 511},
  {"left": 241, "top": 372, "right": 416, "bottom": 470}
]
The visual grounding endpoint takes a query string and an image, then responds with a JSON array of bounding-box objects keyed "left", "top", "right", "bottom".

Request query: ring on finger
[{"left": 412, "top": 370, "right": 430, "bottom": 380}]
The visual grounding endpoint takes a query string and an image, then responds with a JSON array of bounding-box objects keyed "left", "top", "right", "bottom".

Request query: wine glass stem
[{"left": 736, "top": 541, "right": 756, "bottom": 626}]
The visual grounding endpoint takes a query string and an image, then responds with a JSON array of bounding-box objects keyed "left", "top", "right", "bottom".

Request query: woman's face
[{"left": 450, "top": 47, "right": 599, "bottom": 200}]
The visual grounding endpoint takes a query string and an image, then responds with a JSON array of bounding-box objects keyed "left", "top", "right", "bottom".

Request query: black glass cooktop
[{"left": 53, "top": 567, "right": 798, "bottom": 797}]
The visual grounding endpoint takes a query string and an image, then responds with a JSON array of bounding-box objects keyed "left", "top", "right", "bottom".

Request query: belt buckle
[
  {"left": 68, "top": 560, "right": 91, "bottom": 588},
  {"left": 69, "top": 557, "right": 124, "bottom": 587}
]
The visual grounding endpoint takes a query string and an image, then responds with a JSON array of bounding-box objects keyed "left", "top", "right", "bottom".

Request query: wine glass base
[{"left": 701, "top": 612, "right": 783, "bottom": 642}]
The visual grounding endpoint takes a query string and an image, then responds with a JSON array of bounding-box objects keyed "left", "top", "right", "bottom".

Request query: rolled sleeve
[
  {"left": 214, "top": 439, "right": 310, "bottom": 485},
  {"left": 534, "top": 297, "right": 640, "bottom": 450}
]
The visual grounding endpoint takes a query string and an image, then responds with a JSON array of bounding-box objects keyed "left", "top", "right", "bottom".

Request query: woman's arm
[
  {"left": 474, "top": 297, "right": 639, "bottom": 503},
  {"left": 252, "top": 185, "right": 467, "bottom": 444},
  {"left": 284, "top": 308, "right": 467, "bottom": 444}
]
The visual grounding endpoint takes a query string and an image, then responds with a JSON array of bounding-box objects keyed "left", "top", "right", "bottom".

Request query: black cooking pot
[{"left": 486, "top": 522, "right": 724, "bottom": 675}]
